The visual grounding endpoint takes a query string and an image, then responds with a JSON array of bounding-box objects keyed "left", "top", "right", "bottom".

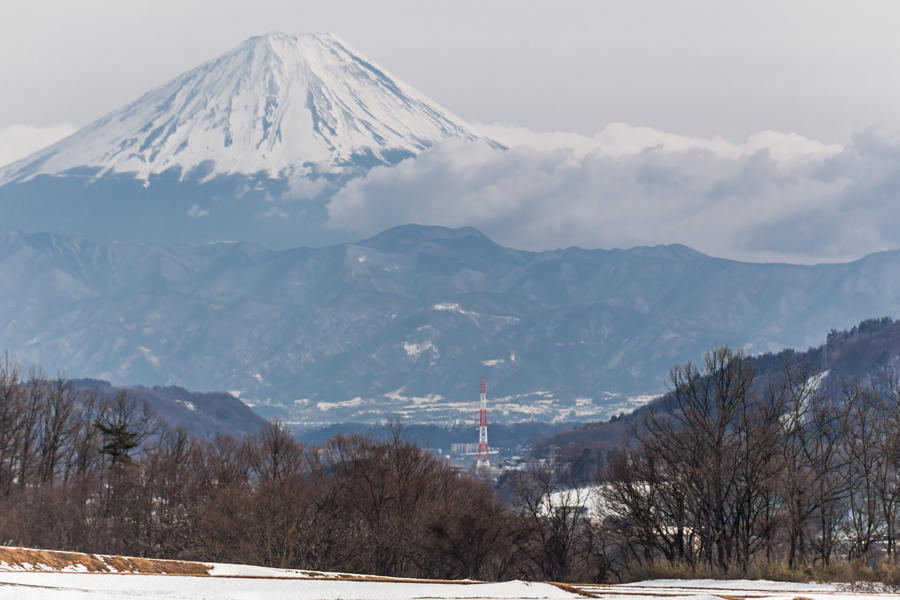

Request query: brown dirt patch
[
  {"left": 0, "top": 546, "right": 210, "bottom": 576},
  {"left": 550, "top": 581, "right": 600, "bottom": 597}
]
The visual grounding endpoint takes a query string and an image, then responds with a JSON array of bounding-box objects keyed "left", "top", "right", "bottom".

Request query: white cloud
[
  {"left": 327, "top": 126, "right": 900, "bottom": 264},
  {"left": 0, "top": 123, "right": 77, "bottom": 168},
  {"left": 475, "top": 122, "right": 843, "bottom": 162}
]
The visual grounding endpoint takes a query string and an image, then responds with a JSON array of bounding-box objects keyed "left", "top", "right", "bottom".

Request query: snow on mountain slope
[{"left": 0, "top": 33, "right": 483, "bottom": 183}]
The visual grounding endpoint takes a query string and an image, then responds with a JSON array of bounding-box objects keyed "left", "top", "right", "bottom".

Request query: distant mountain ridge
[{"left": 2, "top": 225, "right": 900, "bottom": 424}]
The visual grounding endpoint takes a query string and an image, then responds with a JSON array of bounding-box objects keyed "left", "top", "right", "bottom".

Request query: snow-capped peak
[{"left": 0, "top": 32, "right": 484, "bottom": 183}]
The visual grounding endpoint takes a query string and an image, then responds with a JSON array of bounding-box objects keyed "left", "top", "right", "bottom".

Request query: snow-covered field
[
  {"left": 0, "top": 570, "right": 571, "bottom": 600},
  {"left": 575, "top": 578, "right": 896, "bottom": 600},
  {"left": 0, "top": 546, "right": 578, "bottom": 599},
  {"left": 2, "top": 573, "right": 899, "bottom": 600},
  {"left": 0, "top": 547, "right": 896, "bottom": 600}
]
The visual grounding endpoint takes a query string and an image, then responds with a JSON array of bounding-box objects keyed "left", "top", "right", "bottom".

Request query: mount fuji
[{"left": 0, "top": 33, "right": 491, "bottom": 246}]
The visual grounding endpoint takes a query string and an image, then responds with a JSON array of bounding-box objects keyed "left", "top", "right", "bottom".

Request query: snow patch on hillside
[
  {"left": 403, "top": 340, "right": 436, "bottom": 358},
  {"left": 384, "top": 389, "right": 445, "bottom": 406},
  {"left": 317, "top": 396, "right": 365, "bottom": 411}
]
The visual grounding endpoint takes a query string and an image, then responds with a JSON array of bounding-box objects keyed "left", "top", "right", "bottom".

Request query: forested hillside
[
  {"left": 519, "top": 318, "right": 900, "bottom": 579},
  {"left": 533, "top": 317, "right": 900, "bottom": 475}
]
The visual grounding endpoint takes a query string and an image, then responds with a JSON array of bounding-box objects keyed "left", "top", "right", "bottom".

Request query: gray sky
[{"left": 2, "top": 0, "right": 900, "bottom": 143}]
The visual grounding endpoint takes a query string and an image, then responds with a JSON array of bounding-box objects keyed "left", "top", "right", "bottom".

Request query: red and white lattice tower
[{"left": 476, "top": 376, "right": 490, "bottom": 470}]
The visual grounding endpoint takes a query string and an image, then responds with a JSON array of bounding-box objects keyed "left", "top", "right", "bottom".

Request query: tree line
[
  {"left": 0, "top": 358, "right": 606, "bottom": 582},
  {"left": 603, "top": 345, "right": 900, "bottom": 580},
  {"left": 7, "top": 345, "right": 900, "bottom": 584}
]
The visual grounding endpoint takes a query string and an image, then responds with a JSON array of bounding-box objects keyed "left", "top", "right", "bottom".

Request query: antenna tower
[{"left": 476, "top": 376, "right": 490, "bottom": 470}]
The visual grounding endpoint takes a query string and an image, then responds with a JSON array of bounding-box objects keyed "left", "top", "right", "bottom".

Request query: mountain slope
[
  {"left": 2, "top": 226, "right": 900, "bottom": 424},
  {"left": 0, "top": 32, "right": 482, "bottom": 184},
  {"left": 531, "top": 316, "right": 900, "bottom": 479},
  {"left": 69, "top": 379, "right": 268, "bottom": 439}
]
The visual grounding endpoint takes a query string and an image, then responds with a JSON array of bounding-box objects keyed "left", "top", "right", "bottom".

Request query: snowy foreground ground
[
  {"left": 0, "top": 571, "right": 568, "bottom": 600},
  {"left": 0, "top": 557, "right": 898, "bottom": 600},
  {"left": 0, "top": 559, "right": 572, "bottom": 600},
  {"left": 579, "top": 579, "right": 897, "bottom": 599}
]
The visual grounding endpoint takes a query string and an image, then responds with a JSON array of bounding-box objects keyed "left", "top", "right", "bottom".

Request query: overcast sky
[
  {"left": 3, "top": 0, "right": 900, "bottom": 263},
  {"left": 3, "top": 0, "right": 900, "bottom": 143}
]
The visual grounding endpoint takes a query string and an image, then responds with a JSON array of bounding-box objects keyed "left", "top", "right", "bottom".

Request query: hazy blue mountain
[{"left": 2, "top": 225, "right": 899, "bottom": 424}]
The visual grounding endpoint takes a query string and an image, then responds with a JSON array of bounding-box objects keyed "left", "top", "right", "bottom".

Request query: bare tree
[
  {"left": 509, "top": 461, "right": 598, "bottom": 581},
  {"left": 38, "top": 375, "right": 78, "bottom": 485},
  {"left": 93, "top": 390, "right": 159, "bottom": 467}
]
